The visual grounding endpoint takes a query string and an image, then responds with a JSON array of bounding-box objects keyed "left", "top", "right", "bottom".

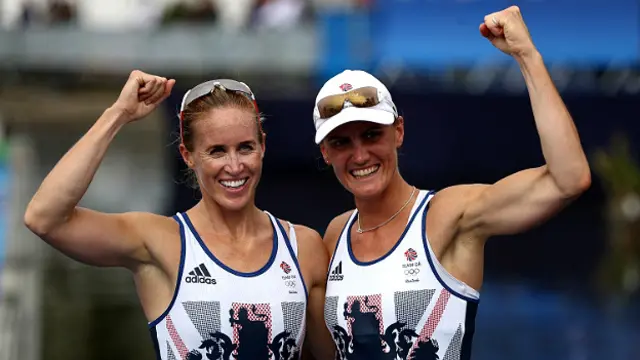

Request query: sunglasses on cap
[
  {"left": 178, "top": 79, "right": 260, "bottom": 143},
  {"left": 317, "top": 86, "right": 381, "bottom": 119}
]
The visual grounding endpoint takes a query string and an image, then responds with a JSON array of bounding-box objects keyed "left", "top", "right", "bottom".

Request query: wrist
[
  {"left": 103, "top": 106, "right": 132, "bottom": 127},
  {"left": 97, "top": 107, "right": 129, "bottom": 135},
  {"left": 515, "top": 49, "right": 543, "bottom": 69}
]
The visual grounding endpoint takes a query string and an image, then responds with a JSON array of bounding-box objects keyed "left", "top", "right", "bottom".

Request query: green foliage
[
  {"left": 592, "top": 133, "right": 640, "bottom": 196},
  {"left": 591, "top": 132, "right": 640, "bottom": 302}
]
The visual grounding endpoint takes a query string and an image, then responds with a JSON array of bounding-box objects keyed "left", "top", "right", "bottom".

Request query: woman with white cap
[{"left": 316, "top": 6, "right": 591, "bottom": 360}]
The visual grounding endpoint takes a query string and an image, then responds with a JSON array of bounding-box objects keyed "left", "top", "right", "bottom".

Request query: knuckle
[{"left": 131, "top": 69, "right": 146, "bottom": 79}]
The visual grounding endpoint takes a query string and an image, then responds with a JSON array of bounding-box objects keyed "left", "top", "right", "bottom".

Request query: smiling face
[
  {"left": 180, "top": 106, "right": 265, "bottom": 212},
  {"left": 320, "top": 117, "right": 404, "bottom": 199}
]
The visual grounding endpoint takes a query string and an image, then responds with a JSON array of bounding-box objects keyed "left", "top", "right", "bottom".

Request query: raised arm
[
  {"left": 442, "top": 7, "right": 591, "bottom": 240},
  {"left": 23, "top": 70, "right": 175, "bottom": 270},
  {"left": 296, "top": 225, "right": 336, "bottom": 360}
]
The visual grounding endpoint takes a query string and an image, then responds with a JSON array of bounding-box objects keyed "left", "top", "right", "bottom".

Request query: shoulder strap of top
[{"left": 287, "top": 221, "right": 298, "bottom": 256}]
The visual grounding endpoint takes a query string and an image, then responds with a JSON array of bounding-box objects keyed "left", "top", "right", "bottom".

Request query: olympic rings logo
[
  {"left": 404, "top": 269, "right": 420, "bottom": 276},
  {"left": 285, "top": 280, "right": 296, "bottom": 287}
]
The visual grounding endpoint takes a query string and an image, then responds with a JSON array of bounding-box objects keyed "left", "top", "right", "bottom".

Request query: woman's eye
[
  {"left": 209, "top": 147, "right": 225, "bottom": 156},
  {"left": 239, "top": 144, "right": 254, "bottom": 153},
  {"left": 364, "top": 130, "right": 381, "bottom": 139},
  {"left": 330, "top": 138, "right": 347, "bottom": 147}
]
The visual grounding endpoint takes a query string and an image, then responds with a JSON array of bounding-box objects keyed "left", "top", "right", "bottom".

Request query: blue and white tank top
[
  {"left": 324, "top": 190, "right": 480, "bottom": 360},
  {"left": 149, "top": 211, "right": 308, "bottom": 360}
]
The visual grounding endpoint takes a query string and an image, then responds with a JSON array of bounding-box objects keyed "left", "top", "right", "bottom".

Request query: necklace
[{"left": 356, "top": 187, "right": 417, "bottom": 234}]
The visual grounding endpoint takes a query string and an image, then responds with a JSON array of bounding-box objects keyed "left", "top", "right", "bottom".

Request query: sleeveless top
[
  {"left": 149, "top": 211, "right": 308, "bottom": 360},
  {"left": 324, "top": 190, "right": 480, "bottom": 360}
]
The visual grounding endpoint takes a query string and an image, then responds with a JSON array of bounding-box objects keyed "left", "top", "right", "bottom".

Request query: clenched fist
[
  {"left": 480, "top": 6, "right": 537, "bottom": 59},
  {"left": 111, "top": 70, "right": 176, "bottom": 123}
]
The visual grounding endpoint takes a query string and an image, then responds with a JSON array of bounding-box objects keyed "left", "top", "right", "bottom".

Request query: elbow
[
  {"left": 24, "top": 208, "right": 49, "bottom": 238},
  {"left": 578, "top": 170, "right": 592, "bottom": 193},
  {"left": 573, "top": 162, "right": 593, "bottom": 195},
  {"left": 561, "top": 167, "right": 592, "bottom": 199},
  {"left": 23, "top": 204, "right": 62, "bottom": 238}
]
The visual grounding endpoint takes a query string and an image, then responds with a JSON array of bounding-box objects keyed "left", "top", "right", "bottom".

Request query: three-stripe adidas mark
[
  {"left": 328, "top": 261, "right": 344, "bottom": 281},
  {"left": 186, "top": 263, "right": 217, "bottom": 285}
]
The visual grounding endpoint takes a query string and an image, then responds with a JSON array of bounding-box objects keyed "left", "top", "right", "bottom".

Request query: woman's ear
[
  {"left": 179, "top": 143, "right": 195, "bottom": 169},
  {"left": 394, "top": 116, "right": 405, "bottom": 149},
  {"left": 319, "top": 142, "right": 330, "bottom": 165}
]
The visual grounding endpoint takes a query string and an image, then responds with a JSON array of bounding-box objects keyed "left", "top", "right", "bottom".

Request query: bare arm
[
  {"left": 24, "top": 71, "right": 175, "bottom": 270},
  {"left": 452, "top": 7, "right": 591, "bottom": 240},
  {"left": 296, "top": 225, "right": 336, "bottom": 360},
  {"left": 322, "top": 211, "right": 353, "bottom": 258}
]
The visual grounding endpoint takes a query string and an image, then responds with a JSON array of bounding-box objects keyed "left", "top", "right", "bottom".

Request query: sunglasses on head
[
  {"left": 178, "top": 79, "right": 260, "bottom": 143},
  {"left": 317, "top": 86, "right": 381, "bottom": 119}
]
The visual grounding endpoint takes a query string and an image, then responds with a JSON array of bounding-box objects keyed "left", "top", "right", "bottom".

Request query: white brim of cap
[{"left": 315, "top": 107, "right": 395, "bottom": 144}]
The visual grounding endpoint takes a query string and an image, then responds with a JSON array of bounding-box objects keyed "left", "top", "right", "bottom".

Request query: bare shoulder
[
  {"left": 275, "top": 219, "right": 328, "bottom": 285},
  {"left": 292, "top": 224, "right": 323, "bottom": 245},
  {"left": 293, "top": 224, "right": 328, "bottom": 262},
  {"left": 123, "top": 211, "right": 177, "bottom": 226},
  {"left": 431, "top": 184, "right": 487, "bottom": 206},
  {"left": 274, "top": 219, "right": 324, "bottom": 253},
  {"left": 121, "top": 211, "right": 179, "bottom": 238},
  {"left": 427, "top": 184, "right": 489, "bottom": 248},
  {"left": 322, "top": 210, "right": 354, "bottom": 256},
  {"left": 121, "top": 211, "right": 181, "bottom": 256},
  {"left": 430, "top": 184, "right": 488, "bottom": 220}
]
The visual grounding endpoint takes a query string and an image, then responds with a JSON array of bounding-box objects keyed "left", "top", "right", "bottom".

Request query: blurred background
[{"left": 0, "top": 0, "right": 638, "bottom": 359}]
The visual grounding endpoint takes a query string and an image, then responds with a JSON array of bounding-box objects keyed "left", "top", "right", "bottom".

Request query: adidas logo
[
  {"left": 186, "top": 263, "right": 217, "bottom": 285},
  {"left": 328, "top": 261, "right": 344, "bottom": 281}
]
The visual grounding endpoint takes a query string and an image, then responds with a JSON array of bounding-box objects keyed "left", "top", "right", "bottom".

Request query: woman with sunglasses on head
[
  {"left": 24, "top": 70, "right": 334, "bottom": 360},
  {"left": 318, "top": 7, "right": 591, "bottom": 360}
]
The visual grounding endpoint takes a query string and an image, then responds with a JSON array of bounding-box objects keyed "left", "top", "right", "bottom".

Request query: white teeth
[
  {"left": 220, "top": 179, "right": 247, "bottom": 188},
  {"left": 351, "top": 165, "right": 379, "bottom": 178}
]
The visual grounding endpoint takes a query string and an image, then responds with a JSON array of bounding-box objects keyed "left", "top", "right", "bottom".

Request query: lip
[
  {"left": 349, "top": 164, "right": 380, "bottom": 179},
  {"left": 219, "top": 177, "right": 249, "bottom": 193}
]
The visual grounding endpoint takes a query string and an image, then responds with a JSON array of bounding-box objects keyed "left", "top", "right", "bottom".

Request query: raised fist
[
  {"left": 111, "top": 70, "right": 175, "bottom": 123},
  {"left": 480, "top": 6, "right": 537, "bottom": 59}
]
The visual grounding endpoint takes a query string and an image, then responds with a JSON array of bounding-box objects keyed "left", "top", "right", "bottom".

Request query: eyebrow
[
  {"left": 207, "top": 139, "right": 257, "bottom": 148},
  {"left": 326, "top": 135, "right": 348, "bottom": 142},
  {"left": 363, "top": 124, "right": 383, "bottom": 131}
]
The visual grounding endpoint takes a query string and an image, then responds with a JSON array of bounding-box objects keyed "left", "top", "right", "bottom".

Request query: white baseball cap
[{"left": 313, "top": 70, "right": 398, "bottom": 144}]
